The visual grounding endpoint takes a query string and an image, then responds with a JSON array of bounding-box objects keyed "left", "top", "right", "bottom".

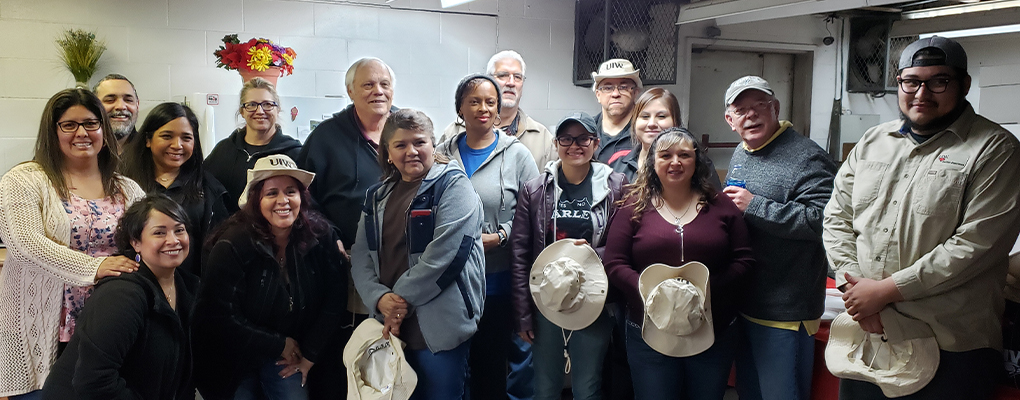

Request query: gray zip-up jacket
[
  {"left": 351, "top": 161, "right": 486, "bottom": 353},
  {"left": 437, "top": 130, "right": 540, "bottom": 277}
]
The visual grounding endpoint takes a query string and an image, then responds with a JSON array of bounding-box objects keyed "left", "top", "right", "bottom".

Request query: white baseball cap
[
  {"left": 825, "top": 312, "right": 939, "bottom": 397},
  {"left": 638, "top": 262, "right": 714, "bottom": 357},
  {"left": 724, "top": 75, "right": 774, "bottom": 106},
  {"left": 343, "top": 318, "right": 418, "bottom": 400},
  {"left": 238, "top": 154, "right": 315, "bottom": 208},
  {"left": 530, "top": 239, "right": 609, "bottom": 331}
]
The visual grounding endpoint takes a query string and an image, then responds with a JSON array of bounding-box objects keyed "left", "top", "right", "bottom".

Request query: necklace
[
  {"left": 163, "top": 283, "right": 174, "bottom": 305},
  {"left": 661, "top": 195, "right": 697, "bottom": 262}
]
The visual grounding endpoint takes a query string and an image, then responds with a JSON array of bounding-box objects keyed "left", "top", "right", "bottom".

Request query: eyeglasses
[
  {"left": 57, "top": 119, "right": 101, "bottom": 133},
  {"left": 493, "top": 72, "right": 526, "bottom": 82},
  {"left": 242, "top": 101, "right": 279, "bottom": 112},
  {"left": 597, "top": 84, "right": 635, "bottom": 94},
  {"left": 897, "top": 77, "right": 954, "bottom": 94},
  {"left": 728, "top": 100, "right": 773, "bottom": 118},
  {"left": 556, "top": 135, "right": 596, "bottom": 147}
]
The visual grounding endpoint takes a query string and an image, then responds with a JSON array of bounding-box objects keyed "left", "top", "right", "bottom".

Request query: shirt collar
[
  {"left": 894, "top": 103, "right": 975, "bottom": 142},
  {"left": 742, "top": 120, "right": 793, "bottom": 152}
]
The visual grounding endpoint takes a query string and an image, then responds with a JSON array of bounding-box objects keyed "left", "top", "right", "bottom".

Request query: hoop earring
[
  {"left": 456, "top": 114, "right": 464, "bottom": 126},
  {"left": 494, "top": 114, "right": 502, "bottom": 125}
]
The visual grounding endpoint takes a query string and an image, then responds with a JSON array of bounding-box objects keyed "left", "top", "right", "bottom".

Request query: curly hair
[
  {"left": 206, "top": 176, "right": 330, "bottom": 255},
  {"left": 619, "top": 127, "right": 717, "bottom": 222}
]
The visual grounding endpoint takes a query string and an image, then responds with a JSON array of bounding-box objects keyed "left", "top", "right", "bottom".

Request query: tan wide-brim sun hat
[
  {"left": 825, "top": 311, "right": 940, "bottom": 397},
  {"left": 343, "top": 318, "right": 418, "bottom": 400},
  {"left": 530, "top": 239, "right": 609, "bottom": 331},
  {"left": 590, "top": 58, "right": 643, "bottom": 90},
  {"left": 638, "top": 262, "right": 714, "bottom": 357},
  {"left": 237, "top": 154, "right": 315, "bottom": 208}
]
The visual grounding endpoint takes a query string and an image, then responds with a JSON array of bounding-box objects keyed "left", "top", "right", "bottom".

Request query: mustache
[{"left": 108, "top": 110, "right": 133, "bottom": 119}]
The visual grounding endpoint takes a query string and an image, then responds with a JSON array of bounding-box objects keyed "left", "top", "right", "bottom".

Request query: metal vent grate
[
  {"left": 887, "top": 35, "right": 920, "bottom": 87},
  {"left": 573, "top": 0, "right": 679, "bottom": 87}
]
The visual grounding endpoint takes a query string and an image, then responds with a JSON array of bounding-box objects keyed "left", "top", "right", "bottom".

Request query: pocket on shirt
[
  {"left": 852, "top": 161, "right": 889, "bottom": 206},
  {"left": 912, "top": 168, "right": 965, "bottom": 216}
]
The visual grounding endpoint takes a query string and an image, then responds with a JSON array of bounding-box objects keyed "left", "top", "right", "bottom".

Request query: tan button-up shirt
[{"left": 824, "top": 105, "right": 1020, "bottom": 352}]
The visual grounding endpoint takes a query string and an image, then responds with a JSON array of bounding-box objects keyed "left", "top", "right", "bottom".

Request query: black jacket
[
  {"left": 204, "top": 126, "right": 302, "bottom": 211},
  {"left": 594, "top": 111, "right": 633, "bottom": 164},
  {"left": 153, "top": 171, "right": 230, "bottom": 277},
  {"left": 191, "top": 224, "right": 347, "bottom": 398},
  {"left": 43, "top": 263, "right": 199, "bottom": 400},
  {"left": 296, "top": 105, "right": 399, "bottom": 248}
]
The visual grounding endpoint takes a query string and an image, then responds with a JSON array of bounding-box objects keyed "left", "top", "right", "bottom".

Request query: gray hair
[
  {"left": 345, "top": 57, "right": 396, "bottom": 92},
  {"left": 486, "top": 50, "right": 527, "bottom": 76},
  {"left": 92, "top": 73, "right": 138, "bottom": 98}
]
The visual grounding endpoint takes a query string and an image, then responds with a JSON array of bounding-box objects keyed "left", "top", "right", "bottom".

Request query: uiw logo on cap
[{"left": 268, "top": 156, "right": 296, "bottom": 169}]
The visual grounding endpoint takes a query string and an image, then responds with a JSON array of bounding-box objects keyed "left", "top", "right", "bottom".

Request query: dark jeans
[
  {"left": 406, "top": 339, "right": 472, "bottom": 400},
  {"left": 839, "top": 347, "right": 1001, "bottom": 400},
  {"left": 602, "top": 303, "right": 635, "bottom": 400},
  {"left": 625, "top": 318, "right": 739, "bottom": 400},
  {"left": 469, "top": 294, "right": 512, "bottom": 400}
]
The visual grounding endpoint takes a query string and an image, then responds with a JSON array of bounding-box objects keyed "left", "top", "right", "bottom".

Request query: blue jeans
[
  {"left": 508, "top": 333, "right": 534, "bottom": 400},
  {"left": 532, "top": 310, "right": 612, "bottom": 400},
  {"left": 625, "top": 318, "right": 738, "bottom": 400},
  {"left": 233, "top": 360, "right": 308, "bottom": 400},
  {"left": 405, "top": 339, "right": 472, "bottom": 400},
  {"left": 10, "top": 391, "right": 43, "bottom": 400},
  {"left": 735, "top": 316, "right": 814, "bottom": 400}
]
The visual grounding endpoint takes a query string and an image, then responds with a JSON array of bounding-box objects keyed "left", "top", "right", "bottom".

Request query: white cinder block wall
[{"left": 0, "top": 0, "right": 597, "bottom": 174}]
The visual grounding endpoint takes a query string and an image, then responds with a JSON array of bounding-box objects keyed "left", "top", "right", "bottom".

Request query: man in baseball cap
[
  {"left": 722, "top": 75, "right": 837, "bottom": 400},
  {"left": 591, "top": 59, "right": 642, "bottom": 164},
  {"left": 825, "top": 35, "right": 1020, "bottom": 399}
]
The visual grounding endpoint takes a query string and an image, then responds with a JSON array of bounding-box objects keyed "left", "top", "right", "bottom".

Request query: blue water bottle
[{"left": 726, "top": 164, "right": 747, "bottom": 188}]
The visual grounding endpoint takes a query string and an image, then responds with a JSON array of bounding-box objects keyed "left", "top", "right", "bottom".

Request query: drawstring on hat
[{"left": 561, "top": 328, "right": 575, "bottom": 374}]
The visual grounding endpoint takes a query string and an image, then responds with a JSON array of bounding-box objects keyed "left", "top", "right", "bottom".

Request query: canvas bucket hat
[
  {"left": 530, "top": 239, "right": 609, "bottom": 331},
  {"left": 591, "top": 58, "right": 643, "bottom": 90},
  {"left": 825, "top": 311, "right": 940, "bottom": 397},
  {"left": 343, "top": 318, "right": 418, "bottom": 400},
  {"left": 638, "top": 262, "right": 714, "bottom": 357},
  {"left": 238, "top": 154, "right": 315, "bottom": 208}
]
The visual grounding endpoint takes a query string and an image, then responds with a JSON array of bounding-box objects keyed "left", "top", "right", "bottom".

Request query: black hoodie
[
  {"left": 204, "top": 125, "right": 302, "bottom": 211},
  {"left": 297, "top": 104, "right": 398, "bottom": 248}
]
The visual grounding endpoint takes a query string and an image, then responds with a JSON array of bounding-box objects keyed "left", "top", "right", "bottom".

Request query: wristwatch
[{"left": 497, "top": 230, "right": 508, "bottom": 247}]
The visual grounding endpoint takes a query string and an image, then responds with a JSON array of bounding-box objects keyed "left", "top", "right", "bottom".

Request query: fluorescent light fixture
[
  {"left": 903, "top": 0, "right": 1020, "bottom": 19},
  {"left": 920, "top": 23, "right": 1020, "bottom": 38},
  {"left": 441, "top": 0, "right": 474, "bottom": 8}
]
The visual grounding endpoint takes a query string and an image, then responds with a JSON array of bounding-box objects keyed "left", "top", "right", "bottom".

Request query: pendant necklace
[{"left": 663, "top": 196, "right": 695, "bottom": 262}]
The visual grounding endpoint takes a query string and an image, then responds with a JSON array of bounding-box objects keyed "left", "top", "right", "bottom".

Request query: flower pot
[{"left": 239, "top": 66, "right": 283, "bottom": 87}]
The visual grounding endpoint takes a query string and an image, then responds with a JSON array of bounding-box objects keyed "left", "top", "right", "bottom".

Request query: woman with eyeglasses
[
  {"left": 205, "top": 77, "right": 301, "bottom": 210},
  {"left": 509, "top": 112, "right": 627, "bottom": 400},
  {"left": 0, "top": 88, "right": 146, "bottom": 400},
  {"left": 436, "top": 74, "right": 539, "bottom": 399},
  {"left": 121, "top": 103, "right": 230, "bottom": 278}
]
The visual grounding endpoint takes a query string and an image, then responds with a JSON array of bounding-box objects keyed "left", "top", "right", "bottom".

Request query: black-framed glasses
[
  {"left": 597, "top": 84, "right": 635, "bottom": 94},
  {"left": 556, "top": 135, "right": 595, "bottom": 147},
  {"left": 493, "top": 72, "right": 525, "bottom": 82},
  {"left": 897, "top": 77, "right": 954, "bottom": 94},
  {"left": 57, "top": 119, "right": 101, "bottom": 133},
  {"left": 242, "top": 101, "right": 279, "bottom": 112},
  {"left": 728, "top": 100, "right": 773, "bottom": 118}
]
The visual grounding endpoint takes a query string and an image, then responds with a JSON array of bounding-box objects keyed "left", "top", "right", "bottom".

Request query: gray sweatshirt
[{"left": 437, "top": 130, "right": 540, "bottom": 280}]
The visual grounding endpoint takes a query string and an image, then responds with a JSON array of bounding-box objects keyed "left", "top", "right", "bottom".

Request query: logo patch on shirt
[{"left": 936, "top": 153, "right": 968, "bottom": 169}]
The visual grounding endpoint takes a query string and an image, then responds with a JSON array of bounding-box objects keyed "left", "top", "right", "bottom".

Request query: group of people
[{"left": 0, "top": 35, "right": 1016, "bottom": 400}]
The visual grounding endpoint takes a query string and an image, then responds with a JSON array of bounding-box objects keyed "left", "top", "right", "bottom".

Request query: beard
[
  {"left": 110, "top": 121, "right": 135, "bottom": 141},
  {"left": 501, "top": 91, "right": 519, "bottom": 109},
  {"left": 900, "top": 96, "right": 968, "bottom": 135}
]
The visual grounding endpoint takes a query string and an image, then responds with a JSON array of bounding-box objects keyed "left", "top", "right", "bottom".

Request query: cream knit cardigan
[{"left": 0, "top": 162, "right": 144, "bottom": 396}]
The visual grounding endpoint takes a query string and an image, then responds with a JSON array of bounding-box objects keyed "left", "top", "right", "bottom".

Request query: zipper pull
[{"left": 289, "top": 296, "right": 294, "bottom": 312}]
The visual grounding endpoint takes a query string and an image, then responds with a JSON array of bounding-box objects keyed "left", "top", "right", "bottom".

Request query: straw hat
[
  {"left": 530, "top": 239, "right": 609, "bottom": 331},
  {"left": 825, "top": 312, "right": 940, "bottom": 397},
  {"left": 343, "top": 318, "right": 418, "bottom": 400},
  {"left": 238, "top": 154, "right": 315, "bottom": 208},
  {"left": 638, "top": 262, "right": 714, "bottom": 357}
]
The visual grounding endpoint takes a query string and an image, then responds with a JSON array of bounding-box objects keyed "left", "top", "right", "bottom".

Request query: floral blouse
[{"left": 58, "top": 193, "right": 126, "bottom": 342}]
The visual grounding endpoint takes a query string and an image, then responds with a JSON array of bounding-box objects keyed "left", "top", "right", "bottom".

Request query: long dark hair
[
  {"left": 34, "top": 88, "right": 123, "bottom": 200},
  {"left": 115, "top": 193, "right": 191, "bottom": 261},
  {"left": 206, "top": 176, "right": 330, "bottom": 256},
  {"left": 620, "top": 127, "right": 717, "bottom": 221},
  {"left": 121, "top": 102, "right": 206, "bottom": 203}
]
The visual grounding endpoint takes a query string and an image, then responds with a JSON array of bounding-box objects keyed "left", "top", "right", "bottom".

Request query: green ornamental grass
[{"left": 56, "top": 29, "right": 106, "bottom": 85}]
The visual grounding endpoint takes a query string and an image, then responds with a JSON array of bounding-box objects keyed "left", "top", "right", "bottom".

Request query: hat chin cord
[{"left": 562, "top": 328, "right": 575, "bottom": 374}]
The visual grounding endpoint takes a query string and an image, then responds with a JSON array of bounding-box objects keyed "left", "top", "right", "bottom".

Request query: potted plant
[
  {"left": 213, "top": 34, "right": 296, "bottom": 86},
  {"left": 56, "top": 29, "right": 106, "bottom": 89}
]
